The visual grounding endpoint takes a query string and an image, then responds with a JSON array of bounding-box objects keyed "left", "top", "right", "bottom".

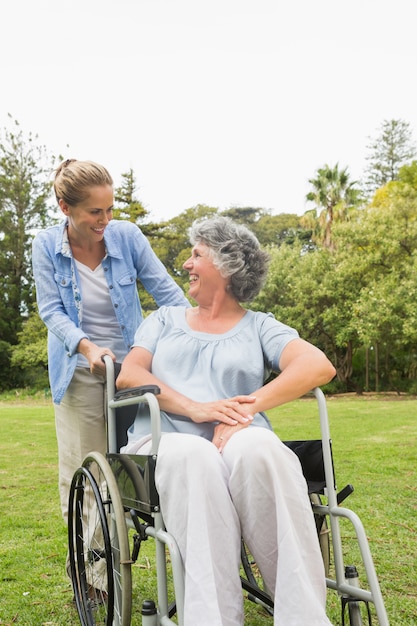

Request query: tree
[
  {"left": 146, "top": 205, "right": 219, "bottom": 297},
  {"left": 0, "top": 116, "right": 56, "bottom": 345},
  {"left": 221, "top": 206, "right": 264, "bottom": 225},
  {"left": 232, "top": 211, "right": 309, "bottom": 248},
  {"left": 363, "top": 119, "right": 417, "bottom": 196},
  {"left": 303, "top": 163, "right": 362, "bottom": 250},
  {"left": 10, "top": 308, "right": 49, "bottom": 389},
  {"left": 253, "top": 241, "right": 359, "bottom": 390},
  {"left": 330, "top": 167, "right": 417, "bottom": 391},
  {"left": 254, "top": 164, "right": 417, "bottom": 392},
  {"left": 113, "top": 168, "right": 149, "bottom": 229}
]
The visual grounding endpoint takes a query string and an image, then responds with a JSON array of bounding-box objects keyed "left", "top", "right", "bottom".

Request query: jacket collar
[{"left": 55, "top": 219, "right": 123, "bottom": 259}]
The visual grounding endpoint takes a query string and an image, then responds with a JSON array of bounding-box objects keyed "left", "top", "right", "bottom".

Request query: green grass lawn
[{"left": 0, "top": 394, "right": 416, "bottom": 625}]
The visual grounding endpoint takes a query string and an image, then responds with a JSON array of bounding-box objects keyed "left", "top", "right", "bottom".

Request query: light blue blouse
[{"left": 125, "top": 306, "right": 299, "bottom": 444}]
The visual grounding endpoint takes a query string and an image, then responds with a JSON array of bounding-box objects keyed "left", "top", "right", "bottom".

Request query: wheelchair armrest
[{"left": 114, "top": 385, "right": 161, "bottom": 401}]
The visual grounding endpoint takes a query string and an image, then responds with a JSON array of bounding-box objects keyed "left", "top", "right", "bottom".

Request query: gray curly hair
[{"left": 189, "top": 216, "right": 270, "bottom": 302}]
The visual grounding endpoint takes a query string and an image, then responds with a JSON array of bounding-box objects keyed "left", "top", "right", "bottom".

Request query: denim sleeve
[
  {"left": 130, "top": 228, "right": 189, "bottom": 307},
  {"left": 32, "top": 232, "right": 87, "bottom": 356}
]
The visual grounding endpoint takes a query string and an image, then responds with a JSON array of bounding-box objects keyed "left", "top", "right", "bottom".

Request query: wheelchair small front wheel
[
  {"left": 68, "top": 452, "right": 132, "bottom": 626},
  {"left": 347, "top": 601, "right": 363, "bottom": 626}
]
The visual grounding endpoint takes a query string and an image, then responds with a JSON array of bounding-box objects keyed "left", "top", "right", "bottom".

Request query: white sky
[{"left": 1, "top": 0, "right": 416, "bottom": 222}]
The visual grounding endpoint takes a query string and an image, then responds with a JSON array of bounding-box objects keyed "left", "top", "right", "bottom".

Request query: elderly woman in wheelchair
[{"left": 115, "top": 216, "right": 336, "bottom": 626}]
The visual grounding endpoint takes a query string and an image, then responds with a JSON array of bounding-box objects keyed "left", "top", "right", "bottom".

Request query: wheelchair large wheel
[
  {"left": 68, "top": 452, "right": 132, "bottom": 626},
  {"left": 240, "top": 540, "right": 274, "bottom": 615},
  {"left": 310, "top": 493, "right": 330, "bottom": 576}
]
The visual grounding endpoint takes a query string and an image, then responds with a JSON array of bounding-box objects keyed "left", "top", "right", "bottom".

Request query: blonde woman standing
[{"left": 32, "top": 159, "right": 189, "bottom": 530}]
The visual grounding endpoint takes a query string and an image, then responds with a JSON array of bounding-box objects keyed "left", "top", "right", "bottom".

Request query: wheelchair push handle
[{"left": 101, "top": 355, "right": 160, "bottom": 399}]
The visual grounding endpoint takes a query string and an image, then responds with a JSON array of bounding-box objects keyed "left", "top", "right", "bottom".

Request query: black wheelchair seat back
[
  {"left": 112, "top": 402, "right": 137, "bottom": 449},
  {"left": 110, "top": 362, "right": 159, "bottom": 449},
  {"left": 283, "top": 439, "right": 327, "bottom": 494}
]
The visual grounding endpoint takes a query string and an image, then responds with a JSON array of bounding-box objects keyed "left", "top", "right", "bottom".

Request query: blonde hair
[{"left": 54, "top": 159, "right": 113, "bottom": 205}]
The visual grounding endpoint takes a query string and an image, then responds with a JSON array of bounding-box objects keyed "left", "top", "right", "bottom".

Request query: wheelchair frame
[{"left": 68, "top": 356, "right": 390, "bottom": 626}]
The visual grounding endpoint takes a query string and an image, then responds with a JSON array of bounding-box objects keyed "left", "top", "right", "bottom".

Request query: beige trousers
[{"left": 54, "top": 367, "right": 107, "bottom": 524}]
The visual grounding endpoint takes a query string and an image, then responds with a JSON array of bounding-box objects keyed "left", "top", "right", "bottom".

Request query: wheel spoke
[{"left": 68, "top": 453, "right": 132, "bottom": 626}]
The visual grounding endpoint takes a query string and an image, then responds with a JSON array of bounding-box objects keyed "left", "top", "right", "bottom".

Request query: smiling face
[
  {"left": 59, "top": 184, "right": 114, "bottom": 243},
  {"left": 183, "top": 242, "right": 229, "bottom": 302}
]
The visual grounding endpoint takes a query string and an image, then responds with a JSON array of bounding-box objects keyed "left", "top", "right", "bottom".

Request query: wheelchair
[{"left": 68, "top": 356, "right": 389, "bottom": 626}]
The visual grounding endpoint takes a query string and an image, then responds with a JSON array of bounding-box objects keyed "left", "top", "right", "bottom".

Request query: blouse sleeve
[
  {"left": 131, "top": 307, "right": 166, "bottom": 354},
  {"left": 256, "top": 312, "right": 299, "bottom": 372}
]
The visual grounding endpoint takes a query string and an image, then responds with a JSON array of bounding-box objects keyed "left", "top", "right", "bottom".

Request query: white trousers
[
  {"left": 54, "top": 367, "right": 107, "bottom": 524},
  {"left": 152, "top": 428, "right": 332, "bottom": 626}
]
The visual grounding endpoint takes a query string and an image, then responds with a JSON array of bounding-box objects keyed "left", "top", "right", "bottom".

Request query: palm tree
[{"left": 304, "top": 163, "right": 362, "bottom": 250}]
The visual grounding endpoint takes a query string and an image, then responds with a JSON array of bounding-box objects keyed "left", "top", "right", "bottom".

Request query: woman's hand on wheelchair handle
[{"left": 77, "top": 338, "right": 116, "bottom": 375}]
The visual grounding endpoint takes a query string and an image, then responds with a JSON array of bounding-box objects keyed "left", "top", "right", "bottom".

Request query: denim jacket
[{"left": 32, "top": 219, "right": 189, "bottom": 403}]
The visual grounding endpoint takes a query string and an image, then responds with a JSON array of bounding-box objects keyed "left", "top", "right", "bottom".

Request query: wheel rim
[
  {"left": 69, "top": 466, "right": 114, "bottom": 625},
  {"left": 310, "top": 493, "right": 331, "bottom": 576},
  {"left": 68, "top": 452, "right": 132, "bottom": 626}
]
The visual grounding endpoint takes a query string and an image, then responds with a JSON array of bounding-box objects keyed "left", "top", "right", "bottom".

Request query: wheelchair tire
[
  {"left": 310, "top": 493, "right": 331, "bottom": 576},
  {"left": 68, "top": 452, "right": 132, "bottom": 626},
  {"left": 240, "top": 540, "right": 274, "bottom": 615}
]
